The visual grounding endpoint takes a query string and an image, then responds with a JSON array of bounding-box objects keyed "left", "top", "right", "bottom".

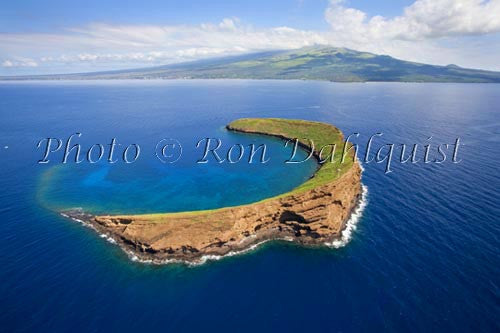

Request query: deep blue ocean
[{"left": 0, "top": 80, "right": 498, "bottom": 332}]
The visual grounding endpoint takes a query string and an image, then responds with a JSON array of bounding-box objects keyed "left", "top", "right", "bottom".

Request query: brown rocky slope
[{"left": 64, "top": 118, "right": 362, "bottom": 264}]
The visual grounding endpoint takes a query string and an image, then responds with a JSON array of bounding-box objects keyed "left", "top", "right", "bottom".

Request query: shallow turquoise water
[
  {"left": 0, "top": 80, "right": 499, "bottom": 332},
  {"left": 38, "top": 131, "right": 316, "bottom": 215}
]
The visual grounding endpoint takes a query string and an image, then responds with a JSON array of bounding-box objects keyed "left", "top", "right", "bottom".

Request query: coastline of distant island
[{"left": 3, "top": 46, "right": 500, "bottom": 83}]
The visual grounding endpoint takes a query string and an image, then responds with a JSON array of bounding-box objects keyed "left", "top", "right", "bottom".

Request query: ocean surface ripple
[{"left": 0, "top": 80, "right": 498, "bottom": 332}]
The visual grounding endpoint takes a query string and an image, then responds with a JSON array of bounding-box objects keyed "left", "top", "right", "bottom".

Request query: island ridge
[
  {"left": 5, "top": 46, "right": 500, "bottom": 83},
  {"left": 64, "top": 118, "right": 363, "bottom": 263}
]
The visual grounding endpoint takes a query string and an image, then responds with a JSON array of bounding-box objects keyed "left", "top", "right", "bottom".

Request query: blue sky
[
  {"left": 1, "top": 0, "right": 499, "bottom": 74},
  {"left": 1, "top": 0, "right": 416, "bottom": 31}
]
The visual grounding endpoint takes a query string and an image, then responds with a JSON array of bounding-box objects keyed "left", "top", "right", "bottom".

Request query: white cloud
[
  {"left": 0, "top": 18, "right": 329, "bottom": 73},
  {"left": 325, "top": 0, "right": 500, "bottom": 41},
  {"left": 1, "top": 58, "right": 38, "bottom": 67},
  {"left": 322, "top": 0, "right": 500, "bottom": 69},
  {"left": 1, "top": 2, "right": 500, "bottom": 74},
  {"left": 38, "top": 48, "right": 247, "bottom": 65},
  {"left": 218, "top": 18, "right": 239, "bottom": 31},
  {"left": 2, "top": 60, "right": 14, "bottom": 67}
]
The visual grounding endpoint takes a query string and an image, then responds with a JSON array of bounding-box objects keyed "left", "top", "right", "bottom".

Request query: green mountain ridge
[{"left": 3, "top": 46, "right": 500, "bottom": 83}]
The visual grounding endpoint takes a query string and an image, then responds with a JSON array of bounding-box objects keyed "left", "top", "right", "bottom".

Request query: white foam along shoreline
[{"left": 63, "top": 182, "right": 368, "bottom": 267}]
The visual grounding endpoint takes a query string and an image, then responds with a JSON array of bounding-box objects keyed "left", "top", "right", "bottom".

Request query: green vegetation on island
[
  {"left": 70, "top": 118, "right": 362, "bottom": 263},
  {"left": 227, "top": 118, "right": 353, "bottom": 195},
  {"left": 114, "top": 117, "right": 355, "bottom": 220}
]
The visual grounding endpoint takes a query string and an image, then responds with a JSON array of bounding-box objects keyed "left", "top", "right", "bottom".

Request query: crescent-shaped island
[{"left": 64, "top": 118, "right": 363, "bottom": 264}]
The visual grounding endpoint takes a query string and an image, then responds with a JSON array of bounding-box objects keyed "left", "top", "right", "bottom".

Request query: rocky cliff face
[
  {"left": 85, "top": 161, "right": 362, "bottom": 263},
  {"left": 63, "top": 119, "right": 363, "bottom": 264}
]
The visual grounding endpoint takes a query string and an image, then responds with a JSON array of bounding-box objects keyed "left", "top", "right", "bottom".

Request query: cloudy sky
[{"left": 1, "top": 0, "right": 500, "bottom": 75}]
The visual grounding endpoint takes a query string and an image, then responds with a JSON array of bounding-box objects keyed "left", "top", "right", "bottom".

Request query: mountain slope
[{"left": 3, "top": 46, "right": 500, "bottom": 82}]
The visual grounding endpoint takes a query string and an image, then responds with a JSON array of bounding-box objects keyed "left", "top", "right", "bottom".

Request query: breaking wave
[
  {"left": 325, "top": 184, "right": 368, "bottom": 248},
  {"left": 126, "top": 183, "right": 368, "bottom": 267},
  {"left": 62, "top": 182, "right": 368, "bottom": 267}
]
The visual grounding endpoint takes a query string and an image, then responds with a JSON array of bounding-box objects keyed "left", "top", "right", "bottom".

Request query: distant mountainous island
[{"left": 3, "top": 46, "right": 500, "bottom": 83}]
